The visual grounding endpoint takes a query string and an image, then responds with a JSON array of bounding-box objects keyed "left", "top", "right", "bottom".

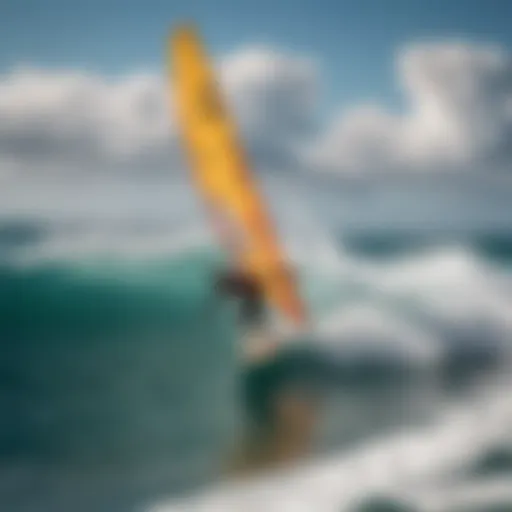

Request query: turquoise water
[{"left": 2, "top": 224, "right": 512, "bottom": 511}]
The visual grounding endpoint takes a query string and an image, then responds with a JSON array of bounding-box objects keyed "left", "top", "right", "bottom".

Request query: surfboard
[{"left": 167, "top": 25, "right": 308, "bottom": 328}]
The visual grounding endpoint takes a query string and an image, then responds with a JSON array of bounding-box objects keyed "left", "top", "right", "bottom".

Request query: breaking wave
[{"left": 1, "top": 213, "right": 512, "bottom": 511}]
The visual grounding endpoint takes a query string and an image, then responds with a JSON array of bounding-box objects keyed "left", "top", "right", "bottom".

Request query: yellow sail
[{"left": 167, "top": 25, "right": 307, "bottom": 327}]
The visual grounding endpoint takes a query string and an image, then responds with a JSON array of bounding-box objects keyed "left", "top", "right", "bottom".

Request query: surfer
[
  {"left": 214, "top": 268, "right": 321, "bottom": 472},
  {"left": 169, "top": 25, "right": 323, "bottom": 473}
]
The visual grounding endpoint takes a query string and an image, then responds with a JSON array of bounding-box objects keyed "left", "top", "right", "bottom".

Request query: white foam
[
  {"left": 407, "top": 477, "right": 512, "bottom": 511},
  {"left": 316, "top": 303, "right": 442, "bottom": 365},
  {"left": 149, "top": 369, "right": 512, "bottom": 512},
  {"left": 299, "top": 242, "right": 512, "bottom": 358},
  {"left": 6, "top": 222, "right": 212, "bottom": 266}
]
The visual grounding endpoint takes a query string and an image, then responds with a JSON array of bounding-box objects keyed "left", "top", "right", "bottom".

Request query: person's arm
[{"left": 203, "top": 269, "right": 264, "bottom": 327}]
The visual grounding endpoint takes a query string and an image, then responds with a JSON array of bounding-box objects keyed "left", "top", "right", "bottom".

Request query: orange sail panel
[{"left": 167, "top": 25, "right": 307, "bottom": 327}]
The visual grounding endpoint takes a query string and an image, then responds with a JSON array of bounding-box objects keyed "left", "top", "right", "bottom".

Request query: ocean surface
[{"left": 1, "top": 213, "right": 512, "bottom": 512}]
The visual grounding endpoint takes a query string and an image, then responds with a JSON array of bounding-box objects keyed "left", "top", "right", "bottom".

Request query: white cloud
[
  {"left": 220, "top": 48, "right": 318, "bottom": 166},
  {"left": 0, "top": 48, "right": 316, "bottom": 174},
  {"left": 0, "top": 40, "right": 511, "bottom": 176},
  {"left": 0, "top": 68, "right": 173, "bottom": 172},
  {"left": 309, "top": 41, "right": 512, "bottom": 173}
]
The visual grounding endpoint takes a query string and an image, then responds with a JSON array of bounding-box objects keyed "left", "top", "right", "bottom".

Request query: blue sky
[
  {"left": 1, "top": 0, "right": 512, "bottom": 197},
  {"left": 1, "top": 0, "right": 512, "bottom": 242},
  {"left": 2, "top": 0, "right": 512, "bottom": 109}
]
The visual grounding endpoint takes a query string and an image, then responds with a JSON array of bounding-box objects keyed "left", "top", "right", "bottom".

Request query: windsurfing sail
[{"left": 167, "top": 24, "right": 308, "bottom": 328}]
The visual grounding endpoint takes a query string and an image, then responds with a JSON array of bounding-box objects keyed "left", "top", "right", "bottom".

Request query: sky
[
  {"left": 2, "top": 0, "right": 512, "bottom": 107},
  {"left": 1, "top": 0, "right": 512, "bottom": 231}
]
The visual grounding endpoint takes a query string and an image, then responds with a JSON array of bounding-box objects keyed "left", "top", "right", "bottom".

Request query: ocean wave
[
  {"left": 2, "top": 218, "right": 511, "bottom": 365},
  {"left": 2, "top": 213, "right": 512, "bottom": 511},
  {"left": 154, "top": 369, "right": 512, "bottom": 512},
  {"left": 340, "top": 231, "right": 512, "bottom": 263}
]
